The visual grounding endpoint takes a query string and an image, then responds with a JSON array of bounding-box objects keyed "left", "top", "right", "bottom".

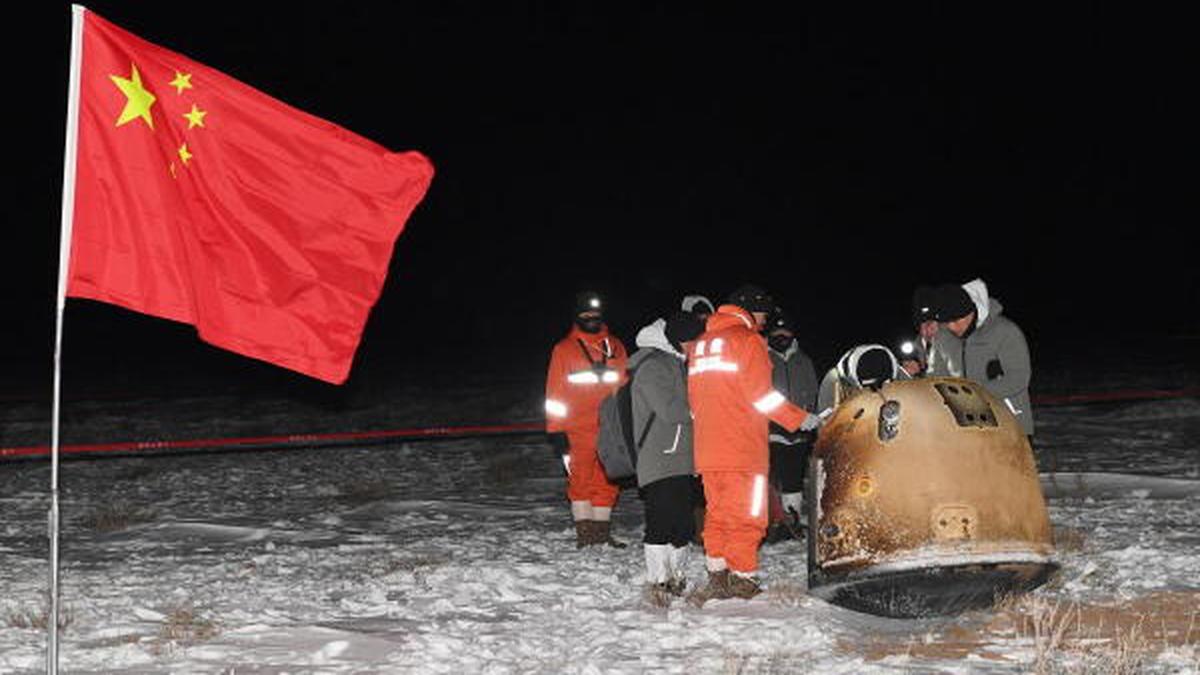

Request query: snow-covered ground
[{"left": 1, "top": 373, "right": 1198, "bottom": 673}]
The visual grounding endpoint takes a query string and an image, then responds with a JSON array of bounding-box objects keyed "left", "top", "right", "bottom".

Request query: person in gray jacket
[
  {"left": 764, "top": 308, "right": 820, "bottom": 542},
  {"left": 930, "top": 279, "right": 1035, "bottom": 437},
  {"left": 629, "top": 311, "right": 706, "bottom": 600}
]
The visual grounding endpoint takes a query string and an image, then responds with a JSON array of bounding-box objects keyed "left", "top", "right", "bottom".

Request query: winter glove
[
  {"left": 547, "top": 432, "right": 570, "bottom": 456},
  {"left": 986, "top": 358, "right": 1005, "bottom": 380}
]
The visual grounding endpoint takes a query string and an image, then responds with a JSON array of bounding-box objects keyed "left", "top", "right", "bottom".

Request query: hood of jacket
[
  {"left": 962, "top": 278, "right": 1005, "bottom": 330},
  {"left": 681, "top": 294, "right": 715, "bottom": 316},
  {"left": 632, "top": 318, "right": 684, "bottom": 364},
  {"left": 962, "top": 278, "right": 991, "bottom": 327}
]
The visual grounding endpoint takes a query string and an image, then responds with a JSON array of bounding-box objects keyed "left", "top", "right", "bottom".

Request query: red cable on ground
[
  {"left": 1, "top": 422, "right": 546, "bottom": 460},
  {"left": 2, "top": 387, "right": 1197, "bottom": 460},
  {"left": 1031, "top": 387, "right": 1200, "bottom": 406}
]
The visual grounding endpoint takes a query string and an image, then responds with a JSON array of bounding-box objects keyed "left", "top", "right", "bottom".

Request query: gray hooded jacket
[
  {"left": 768, "top": 340, "right": 819, "bottom": 445},
  {"left": 929, "top": 279, "right": 1035, "bottom": 435},
  {"left": 629, "top": 319, "right": 695, "bottom": 488}
]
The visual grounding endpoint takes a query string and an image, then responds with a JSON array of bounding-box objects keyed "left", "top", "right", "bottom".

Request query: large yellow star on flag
[
  {"left": 169, "top": 71, "right": 193, "bottom": 95},
  {"left": 183, "top": 104, "right": 207, "bottom": 129},
  {"left": 110, "top": 63, "right": 156, "bottom": 129}
]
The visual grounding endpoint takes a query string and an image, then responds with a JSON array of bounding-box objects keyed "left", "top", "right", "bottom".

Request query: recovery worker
[
  {"left": 686, "top": 284, "right": 822, "bottom": 605},
  {"left": 544, "top": 290, "right": 629, "bottom": 548}
]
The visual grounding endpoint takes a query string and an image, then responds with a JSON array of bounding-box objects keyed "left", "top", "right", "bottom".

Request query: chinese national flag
[{"left": 68, "top": 8, "right": 434, "bottom": 384}]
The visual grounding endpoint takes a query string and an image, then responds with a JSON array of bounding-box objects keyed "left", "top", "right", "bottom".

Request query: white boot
[
  {"left": 665, "top": 544, "right": 689, "bottom": 595},
  {"left": 644, "top": 544, "right": 670, "bottom": 585},
  {"left": 780, "top": 492, "right": 804, "bottom": 519}
]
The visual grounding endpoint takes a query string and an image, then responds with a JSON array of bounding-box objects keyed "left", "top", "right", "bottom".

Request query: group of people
[{"left": 544, "top": 278, "right": 1033, "bottom": 607}]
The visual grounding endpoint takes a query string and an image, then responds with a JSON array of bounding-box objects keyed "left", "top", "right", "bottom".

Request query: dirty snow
[{"left": 1, "top": 378, "right": 1198, "bottom": 673}]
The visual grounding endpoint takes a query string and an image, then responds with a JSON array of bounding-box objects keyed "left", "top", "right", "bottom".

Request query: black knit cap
[
  {"left": 574, "top": 290, "right": 603, "bottom": 316},
  {"left": 664, "top": 311, "right": 705, "bottom": 350},
  {"left": 937, "top": 284, "right": 975, "bottom": 321},
  {"left": 911, "top": 285, "right": 940, "bottom": 325},
  {"left": 767, "top": 307, "right": 792, "bottom": 334},
  {"left": 726, "top": 284, "right": 774, "bottom": 313}
]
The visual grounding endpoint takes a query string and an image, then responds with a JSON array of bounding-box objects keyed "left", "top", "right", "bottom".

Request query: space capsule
[{"left": 806, "top": 376, "right": 1057, "bottom": 618}]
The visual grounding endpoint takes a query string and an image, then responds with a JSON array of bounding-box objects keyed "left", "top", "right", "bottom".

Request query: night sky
[{"left": 5, "top": 3, "right": 1195, "bottom": 399}]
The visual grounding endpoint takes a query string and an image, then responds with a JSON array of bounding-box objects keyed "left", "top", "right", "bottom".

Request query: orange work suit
[
  {"left": 687, "top": 305, "right": 812, "bottom": 573},
  {"left": 545, "top": 324, "right": 628, "bottom": 508}
]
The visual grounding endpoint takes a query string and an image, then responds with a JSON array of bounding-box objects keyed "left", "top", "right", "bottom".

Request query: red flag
[{"left": 68, "top": 9, "right": 434, "bottom": 384}]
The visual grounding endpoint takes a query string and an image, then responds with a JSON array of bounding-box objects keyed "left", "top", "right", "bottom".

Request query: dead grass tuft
[
  {"left": 721, "top": 649, "right": 810, "bottom": 674},
  {"left": 158, "top": 604, "right": 220, "bottom": 644},
  {"left": 765, "top": 581, "right": 808, "bottom": 608},
  {"left": 642, "top": 584, "right": 672, "bottom": 609},
  {"left": 838, "top": 590, "right": 1199, "bottom": 672},
  {"left": 87, "top": 502, "right": 153, "bottom": 532},
  {"left": 1052, "top": 525, "right": 1088, "bottom": 552},
  {"left": 5, "top": 605, "right": 74, "bottom": 631}
]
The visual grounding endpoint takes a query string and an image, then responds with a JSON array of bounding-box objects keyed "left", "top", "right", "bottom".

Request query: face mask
[
  {"left": 769, "top": 334, "right": 793, "bottom": 352},
  {"left": 575, "top": 317, "right": 604, "bottom": 334}
]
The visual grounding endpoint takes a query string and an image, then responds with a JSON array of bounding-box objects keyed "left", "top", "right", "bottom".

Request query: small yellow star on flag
[
  {"left": 110, "top": 63, "right": 156, "bottom": 129},
  {"left": 178, "top": 143, "right": 193, "bottom": 165},
  {"left": 169, "top": 71, "right": 193, "bottom": 95},
  {"left": 183, "top": 104, "right": 207, "bottom": 129}
]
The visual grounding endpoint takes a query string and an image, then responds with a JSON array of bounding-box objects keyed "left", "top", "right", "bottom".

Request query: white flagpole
[{"left": 49, "top": 6, "right": 86, "bottom": 674}]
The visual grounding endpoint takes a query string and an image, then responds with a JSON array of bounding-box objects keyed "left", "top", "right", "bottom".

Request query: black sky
[{"left": 4, "top": 3, "right": 1195, "bottom": 397}]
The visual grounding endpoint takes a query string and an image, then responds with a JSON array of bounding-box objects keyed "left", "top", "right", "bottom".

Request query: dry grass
[
  {"left": 87, "top": 502, "right": 153, "bottom": 532},
  {"left": 765, "top": 581, "right": 808, "bottom": 608},
  {"left": 642, "top": 583, "right": 672, "bottom": 609},
  {"left": 721, "top": 650, "right": 806, "bottom": 674},
  {"left": 1052, "top": 525, "right": 1088, "bottom": 552},
  {"left": 157, "top": 605, "right": 220, "bottom": 644},
  {"left": 1014, "top": 597, "right": 1080, "bottom": 673},
  {"left": 377, "top": 552, "right": 452, "bottom": 575},
  {"left": 838, "top": 590, "right": 1199, "bottom": 672},
  {"left": 5, "top": 605, "right": 74, "bottom": 631}
]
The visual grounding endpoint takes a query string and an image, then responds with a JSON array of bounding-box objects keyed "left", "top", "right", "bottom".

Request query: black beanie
[
  {"left": 937, "top": 284, "right": 975, "bottom": 321},
  {"left": 726, "top": 284, "right": 774, "bottom": 313},
  {"left": 911, "top": 285, "right": 940, "bottom": 325},
  {"left": 664, "top": 311, "right": 704, "bottom": 351},
  {"left": 574, "top": 290, "right": 603, "bottom": 316},
  {"left": 767, "top": 308, "right": 792, "bottom": 334}
]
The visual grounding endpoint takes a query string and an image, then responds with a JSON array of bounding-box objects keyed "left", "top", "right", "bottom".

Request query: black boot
[
  {"left": 686, "top": 570, "right": 731, "bottom": 608},
  {"left": 593, "top": 520, "right": 627, "bottom": 548},
  {"left": 727, "top": 573, "right": 763, "bottom": 599},
  {"left": 574, "top": 520, "right": 595, "bottom": 548}
]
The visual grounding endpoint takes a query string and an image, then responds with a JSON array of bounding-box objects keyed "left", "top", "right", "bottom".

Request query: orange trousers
[
  {"left": 701, "top": 471, "right": 768, "bottom": 573},
  {"left": 566, "top": 430, "right": 620, "bottom": 508}
]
